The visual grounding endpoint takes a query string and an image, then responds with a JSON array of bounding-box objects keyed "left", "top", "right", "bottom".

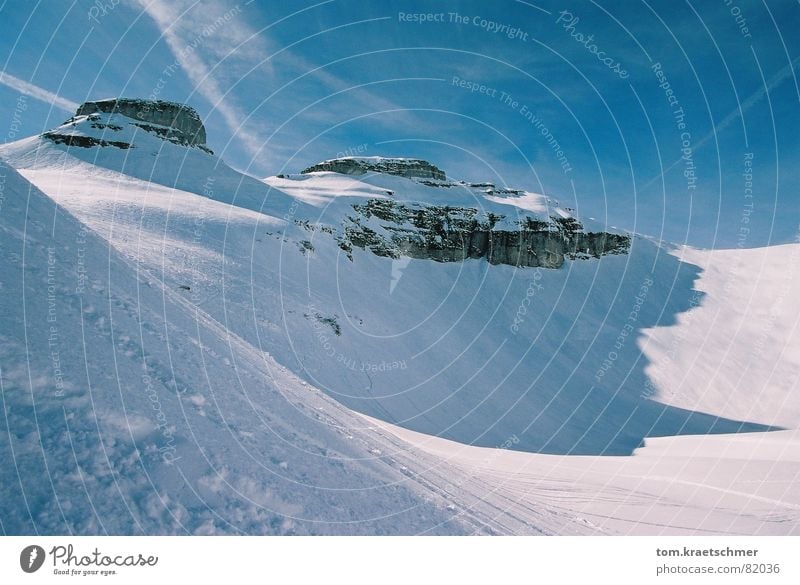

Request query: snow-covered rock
[
  {"left": 337, "top": 198, "right": 629, "bottom": 268},
  {"left": 1, "top": 99, "right": 769, "bottom": 458},
  {"left": 302, "top": 156, "right": 447, "bottom": 180},
  {"left": 75, "top": 98, "right": 207, "bottom": 146},
  {"left": 2, "top": 98, "right": 795, "bottom": 536},
  {"left": 40, "top": 98, "right": 212, "bottom": 156}
]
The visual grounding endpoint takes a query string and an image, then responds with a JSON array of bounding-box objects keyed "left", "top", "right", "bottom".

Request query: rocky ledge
[
  {"left": 44, "top": 98, "right": 212, "bottom": 153},
  {"left": 330, "top": 199, "right": 629, "bottom": 269},
  {"left": 75, "top": 98, "right": 207, "bottom": 146},
  {"left": 293, "top": 156, "right": 630, "bottom": 269},
  {"left": 302, "top": 157, "right": 447, "bottom": 181}
]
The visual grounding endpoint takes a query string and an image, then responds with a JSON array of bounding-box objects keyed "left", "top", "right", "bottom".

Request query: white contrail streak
[{"left": 0, "top": 71, "right": 78, "bottom": 112}]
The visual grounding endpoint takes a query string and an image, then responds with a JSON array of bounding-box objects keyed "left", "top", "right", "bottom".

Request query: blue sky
[{"left": 0, "top": 0, "right": 797, "bottom": 247}]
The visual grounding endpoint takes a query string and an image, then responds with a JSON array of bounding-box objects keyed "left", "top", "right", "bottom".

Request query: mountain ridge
[{"left": 0, "top": 97, "right": 776, "bottom": 458}]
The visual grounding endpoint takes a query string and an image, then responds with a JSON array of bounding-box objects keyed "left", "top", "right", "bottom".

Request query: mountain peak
[
  {"left": 72, "top": 97, "right": 207, "bottom": 147},
  {"left": 302, "top": 156, "right": 447, "bottom": 181}
]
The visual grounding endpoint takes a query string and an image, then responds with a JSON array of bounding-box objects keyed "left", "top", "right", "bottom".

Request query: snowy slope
[
  {"left": 642, "top": 244, "right": 800, "bottom": 428},
  {"left": 0, "top": 160, "right": 467, "bottom": 535},
  {"left": 2, "top": 103, "right": 797, "bottom": 536},
  {"left": 0, "top": 112, "right": 300, "bottom": 219},
  {"left": 367, "top": 416, "right": 800, "bottom": 535},
  {"left": 0, "top": 111, "right": 772, "bottom": 458}
]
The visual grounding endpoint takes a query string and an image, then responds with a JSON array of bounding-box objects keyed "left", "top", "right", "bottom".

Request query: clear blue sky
[{"left": 0, "top": 0, "right": 797, "bottom": 247}]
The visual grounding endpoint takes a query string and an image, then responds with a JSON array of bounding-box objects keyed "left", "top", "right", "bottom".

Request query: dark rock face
[
  {"left": 335, "top": 199, "right": 629, "bottom": 269},
  {"left": 76, "top": 98, "right": 207, "bottom": 146},
  {"left": 302, "top": 157, "right": 447, "bottom": 181},
  {"left": 390, "top": 228, "right": 630, "bottom": 268},
  {"left": 41, "top": 132, "right": 131, "bottom": 150}
]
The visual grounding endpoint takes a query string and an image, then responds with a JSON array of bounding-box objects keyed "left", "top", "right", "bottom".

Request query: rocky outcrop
[
  {"left": 334, "top": 199, "right": 629, "bottom": 269},
  {"left": 302, "top": 157, "right": 447, "bottom": 181},
  {"left": 41, "top": 132, "right": 131, "bottom": 150},
  {"left": 75, "top": 98, "right": 207, "bottom": 146},
  {"left": 386, "top": 226, "right": 630, "bottom": 268}
]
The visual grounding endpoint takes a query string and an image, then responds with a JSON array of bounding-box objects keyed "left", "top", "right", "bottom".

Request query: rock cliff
[
  {"left": 73, "top": 98, "right": 208, "bottom": 147},
  {"left": 335, "top": 199, "right": 629, "bottom": 268},
  {"left": 302, "top": 157, "right": 447, "bottom": 181}
]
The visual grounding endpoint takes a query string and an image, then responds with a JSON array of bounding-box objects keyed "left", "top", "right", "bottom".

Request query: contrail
[{"left": 0, "top": 71, "right": 78, "bottom": 112}]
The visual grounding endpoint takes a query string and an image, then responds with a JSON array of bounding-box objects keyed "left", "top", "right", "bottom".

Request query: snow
[
  {"left": 1, "top": 109, "right": 798, "bottom": 535},
  {"left": 484, "top": 192, "right": 549, "bottom": 215},
  {"left": 0, "top": 160, "right": 465, "bottom": 535},
  {"left": 266, "top": 172, "right": 393, "bottom": 206},
  {"left": 22, "top": 155, "right": 756, "bottom": 457},
  {"left": 265, "top": 171, "right": 568, "bottom": 231},
  {"left": 642, "top": 244, "right": 800, "bottom": 428},
  {"left": 364, "top": 416, "right": 800, "bottom": 535}
]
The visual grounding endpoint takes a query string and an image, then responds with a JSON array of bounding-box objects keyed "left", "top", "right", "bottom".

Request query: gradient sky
[{"left": 0, "top": 0, "right": 797, "bottom": 247}]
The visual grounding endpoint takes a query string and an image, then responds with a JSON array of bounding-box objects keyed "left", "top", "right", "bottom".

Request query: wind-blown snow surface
[
  {"left": 0, "top": 161, "right": 466, "bottom": 535},
  {"left": 1, "top": 110, "right": 797, "bottom": 535},
  {"left": 3, "top": 128, "right": 771, "bottom": 457},
  {"left": 642, "top": 245, "right": 800, "bottom": 429},
  {"left": 366, "top": 417, "right": 800, "bottom": 535}
]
